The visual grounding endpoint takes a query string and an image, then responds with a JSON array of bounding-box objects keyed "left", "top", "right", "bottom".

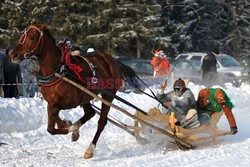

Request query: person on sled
[
  {"left": 197, "top": 88, "right": 238, "bottom": 134},
  {"left": 157, "top": 78, "right": 200, "bottom": 129}
]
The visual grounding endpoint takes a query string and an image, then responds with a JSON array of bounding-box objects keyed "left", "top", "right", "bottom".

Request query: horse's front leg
[
  {"left": 47, "top": 105, "right": 69, "bottom": 135},
  {"left": 68, "top": 102, "right": 96, "bottom": 142},
  {"left": 84, "top": 94, "right": 113, "bottom": 159}
]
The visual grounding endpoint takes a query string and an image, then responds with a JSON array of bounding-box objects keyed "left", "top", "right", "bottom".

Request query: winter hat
[
  {"left": 154, "top": 50, "right": 159, "bottom": 56},
  {"left": 212, "top": 47, "right": 220, "bottom": 55},
  {"left": 87, "top": 48, "right": 95, "bottom": 53},
  {"left": 198, "top": 88, "right": 210, "bottom": 100},
  {"left": 197, "top": 88, "right": 210, "bottom": 108}
]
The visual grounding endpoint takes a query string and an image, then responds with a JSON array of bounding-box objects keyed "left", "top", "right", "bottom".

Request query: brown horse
[{"left": 10, "top": 22, "right": 135, "bottom": 159}]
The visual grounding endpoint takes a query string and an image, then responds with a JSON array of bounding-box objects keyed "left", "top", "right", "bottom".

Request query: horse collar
[{"left": 37, "top": 64, "right": 63, "bottom": 86}]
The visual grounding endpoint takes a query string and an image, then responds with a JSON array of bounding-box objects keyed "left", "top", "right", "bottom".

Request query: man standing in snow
[
  {"left": 20, "top": 58, "right": 38, "bottom": 97},
  {"left": 0, "top": 51, "right": 5, "bottom": 97},
  {"left": 151, "top": 49, "right": 170, "bottom": 78},
  {"left": 3, "top": 46, "right": 22, "bottom": 98},
  {"left": 201, "top": 47, "right": 221, "bottom": 87}
]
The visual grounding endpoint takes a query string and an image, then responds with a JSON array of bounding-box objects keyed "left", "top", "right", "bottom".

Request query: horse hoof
[
  {"left": 83, "top": 152, "right": 93, "bottom": 159},
  {"left": 71, "top": 131, "right": 80, "bottom": 142}
]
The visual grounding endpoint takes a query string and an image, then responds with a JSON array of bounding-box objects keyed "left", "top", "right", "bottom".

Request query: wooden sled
[
  {"left": 134, "top": 107, "right": 232, "bottom": 150},
  {"left": 56, "top": 73, "right": 193, "bottom": 150}
]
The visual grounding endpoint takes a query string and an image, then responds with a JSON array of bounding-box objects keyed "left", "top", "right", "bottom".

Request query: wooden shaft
[
  {"left": 93, "top": 105, "right": 136, "bottom": 137},
  {"left": 55, "top": 73, "right": 193, "bottom": 148}
]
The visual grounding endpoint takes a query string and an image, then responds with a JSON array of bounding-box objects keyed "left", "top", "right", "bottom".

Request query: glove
[
  {"left": 161, "top": 81, "right": 167, "bottom": 89},
  {"left": 230, "top": 126, "right": 238, "bottom": 135}
]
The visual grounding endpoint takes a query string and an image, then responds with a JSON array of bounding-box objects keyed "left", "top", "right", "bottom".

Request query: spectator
[
  {"left": 2, "top": 46, "right": 22, "bottom": 98},
  {"left": 0, "top": 51, "right": 5, "bottom": 97},
  {"left": 20, "top": 57, "right": 39, "bottom": 97},
  {"left": 151, "top": 49, "right": 170, "bottom": 78},
  {"left": 201, "top": 47, "right": 220, "bottom": 87}
]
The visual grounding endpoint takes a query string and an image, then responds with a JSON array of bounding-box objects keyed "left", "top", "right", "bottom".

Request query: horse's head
[{"left": 10, "top": 22, "right": 47, "bottom": 64}]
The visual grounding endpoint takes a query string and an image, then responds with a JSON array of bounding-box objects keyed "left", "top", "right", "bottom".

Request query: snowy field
[{"left": 0, "top": 82, "right": 250, "bottom": 167}]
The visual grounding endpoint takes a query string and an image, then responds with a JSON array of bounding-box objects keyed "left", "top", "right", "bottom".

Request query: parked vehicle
[
  {"left": 115, "top": 55, "right": 134, "bottom": 63},
  {"left": 175, "top": 52, "right": 249, "bottom": 86},
  {"left": 239, "top": 55, "right": 250, "bottom": 83},
  {"left": 122, "top": 59, "right": 202, "bottom": 92},
  {"left": 175, "top": 52, "right": 207, "bottom": 62},
  {"left": 121, "top": 59, "right": 156, "bottom": 92},
  {"left": 171, "top": 59, "right": 201, "bottom": 84},
  {"left": 122, "top": 59, "right": 153, "bottom": 76}
]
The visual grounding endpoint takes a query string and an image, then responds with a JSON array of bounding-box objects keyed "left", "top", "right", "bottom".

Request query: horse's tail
[{"left": 117, "top": 61, "right": 140, "bottom": 89}]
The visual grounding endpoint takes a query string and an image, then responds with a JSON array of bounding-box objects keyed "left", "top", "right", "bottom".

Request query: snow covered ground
[{"left": 0, "top": 82, "right": 250, "bottom": 167}]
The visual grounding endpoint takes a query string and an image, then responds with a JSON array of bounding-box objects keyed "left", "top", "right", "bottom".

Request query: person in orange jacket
[
  {"left": 151, "top": 49, "right": 170, "bottom": 78},
  {"left": 197, "top": 88, "right": 238, "bottom": 134}
]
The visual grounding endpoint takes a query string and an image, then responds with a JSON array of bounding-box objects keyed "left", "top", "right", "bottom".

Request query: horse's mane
[
  {"left": 43, "top": 28, "right": 56, "bottom": 45},
  {"left": 32, "top": 22, "right": 56, "bottom": 44}
]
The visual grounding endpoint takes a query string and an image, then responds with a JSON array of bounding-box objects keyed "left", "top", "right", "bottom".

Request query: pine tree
[
  {"left": 0, "top": 0, "right": 53, "bottom": 47},
  {"left": 190, "top": 0, "right": 229, "bottom": 53},
  {"left": 221, "top": 0, "right": 250, "bottom": 59},
  {"left": 160, "top": 0, "right": 201, "bottom": 57},
  {"left": 0, "top": 0, "right": 249, "bottom": 60}
]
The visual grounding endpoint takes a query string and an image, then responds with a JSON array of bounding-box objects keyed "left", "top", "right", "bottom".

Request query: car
[
  {"left": 122, "top": 59, "right": 154, "bottom": 76},
  {"left": 239, "top": 55, "right": 250, "bottom": 83},
  {"left": 119, "top": 59, "right": 154, "bottom": 92},
  {"left": 122, "top": 58, "right": 202, "bottom": 92},
  {"left": 115, "top": 55, "right": 134, "bottom": 63},
  {"left": 175, "top": 52, "right": 207, "bottom": 62},
  {"left": 175, "top": 52, "right": 249, "bottom": 86},
  {"left": 171, "top": 59, "right": 202, "bottom": 84}
]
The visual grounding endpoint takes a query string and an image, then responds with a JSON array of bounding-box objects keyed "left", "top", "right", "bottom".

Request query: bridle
[
  {"left": 18, "top": 25, "right": 44, "bottom": 58},
  {"left": 18, "top": 25, "right": 62, "bottom": 69}
]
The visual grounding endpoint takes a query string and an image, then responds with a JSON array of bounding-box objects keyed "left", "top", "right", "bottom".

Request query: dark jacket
[
  {"left": 0, "top": 52, "right": 5, "bottom": 84},
  {"left": 3, "top": 49, "right": 22, "bottom": 84},
  {"left": 201, "top": 52, "right": 217, "bottom": 76}
]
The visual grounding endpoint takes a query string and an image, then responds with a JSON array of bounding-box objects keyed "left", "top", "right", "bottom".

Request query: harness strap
[{"left": 76, "top": 55, "right": 98, "bottom": 84}]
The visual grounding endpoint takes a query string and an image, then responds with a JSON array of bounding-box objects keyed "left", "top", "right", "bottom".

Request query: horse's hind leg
[
  {"left": 47, "top": 105, "right": 69, "bottom": 135},
  {"left": 68, "top": 102, "right": 96, "bottom": 142},
  {"left": 84, "top": 94, "right": 113, "bottom": 159}
]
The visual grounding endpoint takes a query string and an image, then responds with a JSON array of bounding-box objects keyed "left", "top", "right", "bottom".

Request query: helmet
[{"left": 173, "top": 78, "right": 186, "bottom": 92}]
